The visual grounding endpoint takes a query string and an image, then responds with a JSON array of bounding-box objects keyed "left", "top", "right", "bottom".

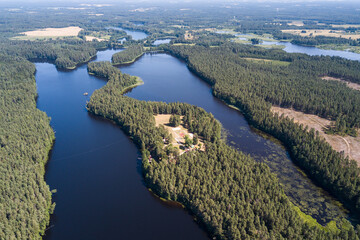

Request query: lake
[
  {"left": 37, "top": 49, "right": 357, "bottom": 239},
  {"left": 37, "top": 50, "right": 209, "bottom": 240},
  {"left": 107, "top": 27, "right": 148, "bottom": 40}
]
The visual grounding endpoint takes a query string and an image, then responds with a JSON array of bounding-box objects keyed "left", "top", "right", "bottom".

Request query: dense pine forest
[
  {"left": 0, "top": 40, "right": 97, "bottom": 69},
  {"left": 1, "top": 1, "right": 360, "bottom": 238},
  {"left": 0, "top": 55, "right": 55, "bottom": 239},
  {"left": 87, "top": 60, "right": 359, "bottom": 239},
  {"left": 111, "top": 45, "right": 145, "bottom": 65},
  {"left": 162, "top": 43, "right": 360, "bottom": 221}
]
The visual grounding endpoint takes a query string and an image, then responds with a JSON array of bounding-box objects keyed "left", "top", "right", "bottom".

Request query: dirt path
[
  {"left": 340, "top": 136, "right": 351, "bottom": 159},
  {"left": 321, "top": 76, "right": 360, "bottom": 91},
  {"left": 271, "top": 106, "right": 360, "bottom": 165}
]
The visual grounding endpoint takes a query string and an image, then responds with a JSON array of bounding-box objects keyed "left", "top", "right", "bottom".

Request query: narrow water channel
[
  {"left": 120, "top": 53, "right": 355, "bottom": 225},
  {"left": 37, "top": 50, "right": 209, "bottom": 240}
]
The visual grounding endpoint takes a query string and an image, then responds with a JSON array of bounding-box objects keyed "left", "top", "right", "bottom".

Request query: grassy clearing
[
  {"left": 332, "top": 24, "right": 360, "bottom": 28},
  {"left": 287, "top": 20, "right": 304, "bottom": 27},
  {"left": 154, "top": 114, "right": 205, "bottom": 155},
  {"left": 292, "top": 203, "right": 340, "bottom": 234},
  {"left": 242, "top": 57, "right": 291, "bottom": 66},
  {"left": 257, "top": 44, "right": 285, "bottom": 50},
  {"left": 120, "top": 77, "right": 143, "bottom": 94},
  {"left": 172, "top": 43, "right": 196, "bottom": 46},
  {"left": 234, "top": 33, "right": 278, "bottom": 41},
  {"left": 85, "top": 36, "right": 106, "bottom": 42}
]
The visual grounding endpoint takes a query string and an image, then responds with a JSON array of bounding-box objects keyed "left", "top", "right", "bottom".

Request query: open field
[
  {"left": 154, "top": 114, "right": 205, "bottom": 155},
  {"left": 13, "top": 26, "right": 83, "bottom": 40},
  {"left": 271, "top": 106, "right": 360, "bottom": 165},
  {"left": 321, "top": 76, "right": 360, "bottom": 91},
  {"left": 85, "top": 36, "right": 106, "bottom": 42},
  {"left": 282, "top": 29, "right": 360, "bottom": 40},
  {"left": 184, "top": 31, "right": 194, "bottom": 40},
  {"left": 332, "top": 24, "right": 360, "bottom": 28},
  {"left": 21, "top": 26, "right": 82, "bottom": 37},
  {"left": 287, "top": 21, "right": 304, "bottom": 26}
]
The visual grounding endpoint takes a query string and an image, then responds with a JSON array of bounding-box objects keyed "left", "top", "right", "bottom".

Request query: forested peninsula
[
  {"left": 86, "top": 60, "right": 359, "bottom": 239},
  {"left": 0, "top": 40, "right": 97, "bottom": 70},
  {"left": 111, "top": 45, "right": 145, "bottom": 65}
]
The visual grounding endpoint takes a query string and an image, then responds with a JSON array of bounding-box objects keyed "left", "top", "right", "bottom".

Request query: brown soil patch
[
  {"left": 271, "top": 106, "right": 360, "bottom": 165},
  {"left": 21, "top": 26, "right": 82, "bottom": 37},
  {"left": 321, "top": 76, "right": 360, "bottom": 91},
  {"left": 155, "top": 114, "right": 205, "bottom": 155},
  {"left": 184, "top": 31, "right": 194, "bottom": 40},
  {"left": 282, "top": 29, "right": 360, "bottom": 40}
]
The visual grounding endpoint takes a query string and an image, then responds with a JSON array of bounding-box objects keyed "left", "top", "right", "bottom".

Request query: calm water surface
[
  {"left": 260, "top": 40, "right": 360, "bottom": 61},
  {"left": 153, "top": 39, "right": 172, "bottom": 45},
  {"left": 37, "top": 50, "right": 209, "bottom": 240},
  {"left": 107, "top": 27, "right": 148, "bottom": 40},
  {"left": 233, "top": 34, "right": 360, "bottom": 61},
  {"left": 37, "top": 46, "right": 358, "bottom": 239}
]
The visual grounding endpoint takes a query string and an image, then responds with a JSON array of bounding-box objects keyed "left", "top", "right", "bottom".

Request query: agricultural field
[
  {"left": 287, "top": 20, "right": 304, "bottom": 27},
  {"left": 13, "top": 26, "right": 82, "bottom": 40},
  {"left": 282, "top": 29, "right": 360, "bottom": 40}
]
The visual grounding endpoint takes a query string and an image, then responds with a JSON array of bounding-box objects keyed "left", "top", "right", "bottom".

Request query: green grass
[
  {"left": 292, "top": 203, "right": 340, "bottom": 234},
  {"left": 120, "top": 76, "right": 144, "bottom": 94}
]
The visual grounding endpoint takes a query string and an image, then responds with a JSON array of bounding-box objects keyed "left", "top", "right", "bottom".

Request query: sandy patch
[
  {"left": 287, "top": 21, "right": 304, "bottom": 27},
  {"left": 155, "top": 114, "right": 205, "bottom": 155},
  {"left": 282, "top": 29, "right": 360, "bottom": 40},
  {"left": 321, "top": 76, "right": 360, "bottom": 91},
  {"left": 85, "top": 36, "right": 105, "bottom": 42},
  {"left": 332, "top": 24, "right": 360, "bottom": 28},
  {"left": 271, "top": 106, "right": 360, "bottom": 165},
  {"left": 184, "top": 31, "right": 194, "bottom": 40},
  {"left": 21, "top": 26, "right": 82, "bottom": 37}
]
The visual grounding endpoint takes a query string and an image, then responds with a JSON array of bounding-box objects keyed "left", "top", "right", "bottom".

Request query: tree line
[
  {"left": 86, "top": 59, "right": 359, "bottom": 239},
  {"left": 0, "top": 54, "right": 55, "bottom": 239},
  {"left": 162, "top": 43, "right": 360, "bottom": 228},
  {"left": 0, "top": 39, "right": 97, "bottom": 69},
  {"left": 111, "top": 45, "right": 145, "bottom": 65}
]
